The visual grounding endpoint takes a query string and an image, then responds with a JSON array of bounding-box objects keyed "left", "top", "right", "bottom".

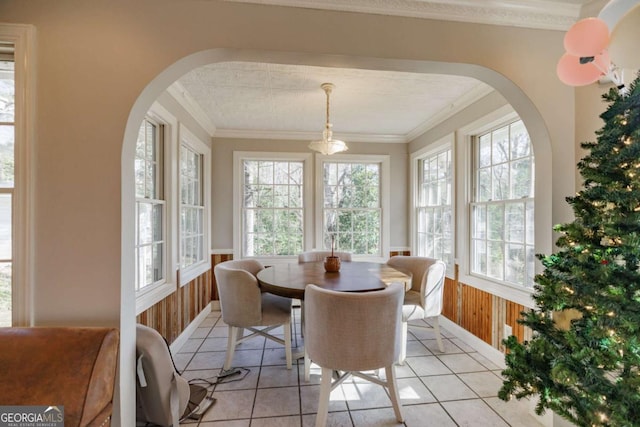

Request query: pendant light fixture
[{"left": 308, "top": 83, "right": 348, "bottom": 155}]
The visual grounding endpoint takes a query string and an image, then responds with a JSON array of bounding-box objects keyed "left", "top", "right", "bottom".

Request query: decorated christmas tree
[{"left": 499, "top": 75, "right": 640, "bottom": 426}]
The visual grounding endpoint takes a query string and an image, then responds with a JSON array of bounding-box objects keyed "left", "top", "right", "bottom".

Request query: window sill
[
  {"left": 136, "top": 282, "right": 176, "bottom": 315},
  {"left": 180, "top": 260, "right": 211, "bottom": 286},
  {"left": 457, "top": 272, "right": 536, "bottom": 308}
]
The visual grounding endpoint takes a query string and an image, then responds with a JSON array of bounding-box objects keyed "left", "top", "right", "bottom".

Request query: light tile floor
[{"left": 172, "top": 308, "right": 547, "bottom": 427}]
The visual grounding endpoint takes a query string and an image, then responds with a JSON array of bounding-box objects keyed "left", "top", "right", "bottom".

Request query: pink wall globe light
[
  {"left": 563, "top": 17, "right": 610, "bottom": 57},
  {"left": 556, "top": 50, "right": 610, "bottom": 86}
]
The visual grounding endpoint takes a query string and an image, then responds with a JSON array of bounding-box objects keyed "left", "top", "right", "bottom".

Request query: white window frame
[
  {"left": 135, "top": 103, "right": 177, "bottom": 314},
  {"left": 178, "top": 124, "right": 211, "bottom": 285},
  {"left": 233, "top": 151, "right": 313, "bottom": 264},
  {"left": 457, "top": 105, "right": 535, "bottom": 306},
  {"left": 0, "top": 25, "right": 34, "bottom": 326},
  {"left": 315, "top": 154, "right": 390, "bottom": 262},
  {"left": 410, "top": 134, "right": 455, "bottom": 277}
]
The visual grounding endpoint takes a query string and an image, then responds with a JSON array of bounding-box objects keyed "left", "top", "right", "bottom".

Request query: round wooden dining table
[{"left": 256, "top": 261, "right": 412, "bottom": 300}]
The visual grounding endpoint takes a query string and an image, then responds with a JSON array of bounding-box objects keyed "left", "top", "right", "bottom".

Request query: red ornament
[{"left": 601, "top": 260, "right": 609, "bottom": 264}]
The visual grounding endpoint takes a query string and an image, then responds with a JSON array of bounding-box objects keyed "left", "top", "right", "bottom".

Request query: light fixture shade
[
  {"left": 309, "top": 83, "right": 348, "bottom": 155},
  {"left": 308, "top": 138, "right": 348, "bottom": 155}
]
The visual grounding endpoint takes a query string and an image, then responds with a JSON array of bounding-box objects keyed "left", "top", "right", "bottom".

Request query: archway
[{"left": 120, "top": 48, "right": 553, "bottom": 425}]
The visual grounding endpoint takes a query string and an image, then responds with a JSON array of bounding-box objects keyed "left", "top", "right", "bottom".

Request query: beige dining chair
[
  {"left": 386, "top": 255, "right": 447, "bottom": 364},
  {"left": 304, "top": 282, "right": 405, "bottom": 427},
  {"left": 214, "top": 259, "right": 292, "bottom": 370},
  {"left": 297, "top": 250, "right": 352, "bottom": 263},
  {"left": 297, "top": 250, "right": 352, "bottom": 342}
]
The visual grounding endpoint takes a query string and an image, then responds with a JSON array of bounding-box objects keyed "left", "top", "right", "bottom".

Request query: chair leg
[
  {"left": 300, "top": 301, "right": 305, "bottom": 338},
  {"left": 224, "top": 325, "right": 238, "bottom": 371},
  {"left": 315, "top": 366, "right": 333, "bottom": 427},
  {"left": 385, "top": 365, "right": 404, "bottom": 423},
  {"left": 433, "top": 317, "right": 445, "bottom": 352},
  {"left": 284, "top": 320, "right": 292, "bottom": 370},
  {"left": 304, "top": 347, "right": 311, "bottom": 382},
  {"left": 398, "top": 321, "right": 408, "bottom": 365}
]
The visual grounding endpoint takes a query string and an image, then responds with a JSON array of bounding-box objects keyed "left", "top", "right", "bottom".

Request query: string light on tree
[{"left": 499, "top": 74, "right": 640, "bottom": 426}]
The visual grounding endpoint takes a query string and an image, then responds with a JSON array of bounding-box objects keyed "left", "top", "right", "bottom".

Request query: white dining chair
[
  {"left": 387, "top": 255, "right": 447, "bottom": 364},
  {"left": 304, "top": 282, "right": 405, "bottom": 427},
  {"left": 214, "top": 259, "right": 292, "bottom": 370}
]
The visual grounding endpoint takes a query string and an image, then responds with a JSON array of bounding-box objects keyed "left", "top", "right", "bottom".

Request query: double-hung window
[
  {"left": 179, "top": 126, "right": 210, "bottom": 284},
  {"left": 235, "top": 152, "right": 311, "bottom": 259},
  {"left": 414, "top": 145, "right": 454, "bottom": 271},
  {"left": 470, "top": 119, "right": 534, "bottom": 288},
  {"left": 135, "top": 118, "right": 166, "bottom": 294},
  {"left": 0, "top": 53, "right": 14, "bottom": 326},
  {"left": 318, "top": 155, "right": 390, "bottom": 258}
]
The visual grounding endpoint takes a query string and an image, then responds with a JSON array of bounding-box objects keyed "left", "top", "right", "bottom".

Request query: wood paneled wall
[
  {"left": 441, "top": 263, "right": 531, "bottom": 352},
  {"left": 137, "top": 269, "right": 212, "bottom": 344}
]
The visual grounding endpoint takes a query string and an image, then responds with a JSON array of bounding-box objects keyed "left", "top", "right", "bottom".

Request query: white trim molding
[
  {"left": 223, "top": 0, "right": 585, "bottom": 30},
  {"left": 0, "top": 24, "right": 36, "bottom": 326},
  {"left": 168, "top": 81, "right": 217, "bottom": 136}
]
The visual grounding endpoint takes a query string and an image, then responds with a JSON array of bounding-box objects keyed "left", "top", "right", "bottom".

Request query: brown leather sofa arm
[{"left": 0, "top": 327, "right": 119, "bottom": 427}]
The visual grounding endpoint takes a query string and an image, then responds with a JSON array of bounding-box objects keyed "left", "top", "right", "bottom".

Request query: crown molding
[
  {"left": 213, "top": 128, "right": 408, "bottom": 143},
  {"left": 223, "top": 0, "right": 584, "bottom": 30},
  {"left": 406, "top": 83, "right": 495, "bottom": 142},
  {"left": 167, "top": 81, "right": 217, "bottom": 136}
]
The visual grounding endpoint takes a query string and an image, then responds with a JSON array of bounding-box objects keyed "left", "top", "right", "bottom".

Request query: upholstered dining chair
[
  {"left": 214, "top": 259, "right": 292, "bottom": 370},
  {"left": 304, "top": 282, "right": 405, "bottom": 427},
  {"left": 297, "top": 250, "right": 352, "bottom": 341},
  {"left": 386, "top": 255, "right": 447, "bottom": 364},
  {"left": 297, "top": 250, "right": 352, "bottom": 263}
]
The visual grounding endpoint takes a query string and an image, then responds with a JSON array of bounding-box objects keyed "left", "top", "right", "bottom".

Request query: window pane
[
  {"left": 478, "top": 134, "right": 491, "bottom": 168},
  {"left": 511, "top": 158, "right": 532, "bottom": 198},
  {"left": 487, "top": 204, "right": 504, "bottom": 241},
  {"left": 526, "top": 245, "right": 535, "bottom": 288},
  {"left": 0, "top": 61, "right": 15, "bottom": 122},
  {"left": 138, "top": 203, "right": 153, "bottom": 244},
  {"left": 0, "top": 194, "right": 11, "bottom": 259},
  {"left": 241, "top": 159, "right": 305, "bottom": 257},
  {"left": 510, "top": 120, "right": 531, "bottom": 159},
  {"left": 472, "top": 120, "right": 533, "bottom": 287},
  {"left": 473, "top": 239, "right": 486, "bottom": 275},
  {"left": 153, "top": 243, "right": 163, "bottom": 282},
  {"left": 472, "top": 205, "right": 486, "bottom": 239},
  {"left": 505, "top": 202, "right": 524, "bottom": 243},
  {"left": 492, "top": 126, "right": 509, "bottom": 164},
  {"left": 415, "top": 148, "right": 453, "bottom": 266},
  {"left": 526, "top": 201, "right": 535, "bottom": 244},
  {"left": 505, "top": 243, "right": 525, "bottom": 284},
  {"left": 488, "top": 241, "right": 504, "bottom": 280},
  {"left": 477, "top": 168, "right": 491, "bottom": 202},
  {"left": 492, "top": 163, "right": 509, "bottom": 200},
  {"left": 0, "top": 262, "right": 11, "bottom": 327},
  {"left": 0, "top": 125, "right": 14, "bottom": 188}
]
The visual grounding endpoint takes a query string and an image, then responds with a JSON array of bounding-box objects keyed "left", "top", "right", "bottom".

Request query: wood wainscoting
[
  {"left": 442, "top": 264, "right": 532, "bottom": 352},
  {"left": 137, "top": 269, "right": 212, "bottom": 344}
]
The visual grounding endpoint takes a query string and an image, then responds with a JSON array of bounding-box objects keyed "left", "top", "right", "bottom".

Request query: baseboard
[
  {"left": 170, "top": 302, "right": 212, "bottom": 353},
  {"left": 439, "top": 316, "right": 506, "bottom": 369}
]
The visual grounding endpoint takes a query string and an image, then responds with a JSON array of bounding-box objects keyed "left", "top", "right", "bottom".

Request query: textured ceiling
[
  {"left": 177, "top": 62, "right": 488, "bottom": 142},
  {"left": 175, "top": 0, "right": 596, "bottom": 143}
]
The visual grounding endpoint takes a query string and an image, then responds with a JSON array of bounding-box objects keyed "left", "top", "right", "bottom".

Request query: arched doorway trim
[{"left": 119, "top": 47, "right": 552, "bottom": 425}]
